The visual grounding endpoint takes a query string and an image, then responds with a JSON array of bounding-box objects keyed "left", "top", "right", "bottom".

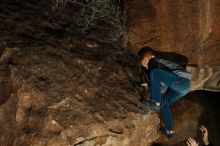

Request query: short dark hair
[{"left": 138, "top": 46, "right": 155, "bottom": 59}]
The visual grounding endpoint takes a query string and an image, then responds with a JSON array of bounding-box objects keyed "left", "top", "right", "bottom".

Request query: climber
[
  {"left": 186, "top": 125, "right": 214, "bottom": 146},
  {"left": 138, "top": 46, "right": 192, "bottom": 139}
]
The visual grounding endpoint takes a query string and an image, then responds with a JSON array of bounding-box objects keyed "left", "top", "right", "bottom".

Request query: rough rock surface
[
  {"left": 0, "top": 0, "right": 205, "bottom": 146},
  {"left": 6, "top": 46, "right": 159, "bottom": 146},
  {"left": 0, "top": 1, "right": 160, "bottom": 145},
  {"left": 125, "top": 0, "right": 220, "bottom": 66},
  {"left": 203, "top": 66, "right": 220, "bottom": 91}
]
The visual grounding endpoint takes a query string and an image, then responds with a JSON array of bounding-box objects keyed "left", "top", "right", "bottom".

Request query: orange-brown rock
[
  {"left": 0, "top": 0, "right": 209, "bottom": 146},
  {"left": 0, "top": 1, "right": 162, "bottom": 145},
  {"left": 125, "top": 0, "right": 220, "bottom": 65},
  {"left": 7, "top": 46, "right": 160, "bottom": 146}
]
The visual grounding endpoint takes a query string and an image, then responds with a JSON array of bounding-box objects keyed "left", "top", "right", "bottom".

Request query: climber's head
[{"left": 138, "top": 46, "right": 155, "bottom": 69}]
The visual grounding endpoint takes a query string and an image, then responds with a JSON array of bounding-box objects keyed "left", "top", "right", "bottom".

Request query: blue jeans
[{"left": 150, "top": 69, "right": 190, "bottom": 131}]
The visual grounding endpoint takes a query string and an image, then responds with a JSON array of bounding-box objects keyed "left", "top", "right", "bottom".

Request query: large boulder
[
  {"left": 6, "top": 46, "right": 159, "bottom": 146},
  {"left": 0, "top": 0, "right": 161, "bottom": 145},
  {"left": 125, "top": 0, "right": 220, "bottom": 66},
  {"left": 0, "top": 0, "right": 208, "bottom": 145}
]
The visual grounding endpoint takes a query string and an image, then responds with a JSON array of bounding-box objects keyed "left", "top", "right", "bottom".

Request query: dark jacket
[
  {"left": 142, "top": 57, "right": 192, "bottom": 79},
  {"left": 140, "top": 57, "right": 192, "bottom": 88}
]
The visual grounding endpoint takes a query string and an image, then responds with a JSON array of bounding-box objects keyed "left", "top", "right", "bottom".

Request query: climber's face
[{"left": 140, "top": 54, "right": 155, "bottom": 69}]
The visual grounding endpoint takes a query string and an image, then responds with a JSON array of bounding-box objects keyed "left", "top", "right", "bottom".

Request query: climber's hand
[
  {"left": 186, "top": 137, "right": 199, "bottom": 146},
  {"left": 200, "top": 125, "right": 209, "bottom": 145}
]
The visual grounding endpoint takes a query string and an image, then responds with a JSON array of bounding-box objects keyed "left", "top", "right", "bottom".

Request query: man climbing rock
[{"left": 138, "top": 46, "right": 192, "bottom": 139}]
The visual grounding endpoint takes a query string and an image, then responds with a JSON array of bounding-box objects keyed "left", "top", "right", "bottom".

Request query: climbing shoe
[
  {"left": 141, "top": 100, "right": 161, "bottom": 112},
  {"left": 159, "top": 127, "right": 174, "bottom": 140}
]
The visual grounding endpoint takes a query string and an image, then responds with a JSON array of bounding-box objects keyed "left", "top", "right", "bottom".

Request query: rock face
[
  {"left": 0, "top": 1, "right": 160, "bottom": 145},
  {"left": 125, "top": 0, "right": 220, "bottom": 66},
  {"left": 203, "top": 66, "right": 220, "bottom": 91},
  {"left": 6, "top": 46, "right": 159, "bottom": 146},
  {"left": 0, "top": 0, "right": 206, "bottom": 146}
]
